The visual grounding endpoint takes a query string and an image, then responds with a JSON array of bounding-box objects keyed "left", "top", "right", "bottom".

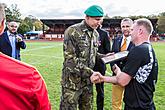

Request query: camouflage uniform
[{"left": 60, "top": 20, "right": 100, "bottom": 110}]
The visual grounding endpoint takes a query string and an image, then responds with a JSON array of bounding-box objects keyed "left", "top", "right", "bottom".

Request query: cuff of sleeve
[
  {"left": 82, "top": 67, "right": 94, "bottom": 78},
  {"left": 97, "top": 52, "right": 105, "bottom": 59}
]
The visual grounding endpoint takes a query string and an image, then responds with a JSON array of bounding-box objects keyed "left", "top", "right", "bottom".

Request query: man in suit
[
  {"left": 110, "top": 18, "right": 134, "bottom": 110},
  {"left": 94, "top": 24, "right": 111, "bottom": 110},
  {"left": 0, "top": 21, "right": 26, "bottom": 60}
]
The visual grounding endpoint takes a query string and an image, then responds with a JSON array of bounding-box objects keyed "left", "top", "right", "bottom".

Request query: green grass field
[{"left": 21, "top": 41, "right": 165, "bottom": 110}]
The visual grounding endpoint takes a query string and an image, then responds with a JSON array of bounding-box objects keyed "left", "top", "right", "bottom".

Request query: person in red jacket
[
  {"left": 0, "top": 53, "right": 51, "bottom": 110},
  {"left": 0, "top": 3, "right": 51, "bottom": 110},
  {"left": 0, "top": 3, "right": 6, "bottom": 35}
]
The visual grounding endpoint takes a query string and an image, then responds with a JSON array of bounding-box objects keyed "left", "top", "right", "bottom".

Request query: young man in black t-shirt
[{"left": 90, "top": 18, "right": 158, "bottom": 110}]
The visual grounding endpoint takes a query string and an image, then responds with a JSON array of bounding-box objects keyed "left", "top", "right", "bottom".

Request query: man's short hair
[
  {"left": 121, "top": 18, "right": 133, "bottom": 25},
  {"left": 135, "top": 18, "right": 153, "bottom": 35}
]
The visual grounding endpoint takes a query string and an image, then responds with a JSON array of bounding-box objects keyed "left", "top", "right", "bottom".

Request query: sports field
[{"left": 21, "top": 41, "right": 165, "bottom": 110}]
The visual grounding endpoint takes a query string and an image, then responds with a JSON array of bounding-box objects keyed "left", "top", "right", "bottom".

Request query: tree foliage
[
  {"left": 18, "top": 20, "right": 31, "bottom": 34},
  {"left": 5, "top": 4, "right": 21, "bottom": 22},
  {"left": 5, "top": 4, "right": 43, "bottom": 34},
  {"left": 18, "top": 16, "right": 43, "bottom": 34},
  {"left": 157, "top": 14, "right": 165, "bottom": 33},
  {"left": 34, "top": 20, "right": 43, "bottom": 31}
]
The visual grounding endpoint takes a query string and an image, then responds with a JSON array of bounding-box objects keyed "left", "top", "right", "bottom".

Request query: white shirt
[{"left": 7, "top": 31, "right": 16, "bottom": 58}]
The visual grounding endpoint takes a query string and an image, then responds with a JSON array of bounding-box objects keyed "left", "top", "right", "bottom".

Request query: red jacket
[{"left": 0, "top": 53, "right": 51, "bottom": 110}]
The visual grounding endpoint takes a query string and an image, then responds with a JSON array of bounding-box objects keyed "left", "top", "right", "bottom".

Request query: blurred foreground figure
[
  {"left": 0, "top": 3, "right": 6, "bottom": 35},
  {"left": 0, "top": 53, "right": 51, "bottom": 110},
  {"left": 0, "top": 4, "right": 51, "bottom": 110}
]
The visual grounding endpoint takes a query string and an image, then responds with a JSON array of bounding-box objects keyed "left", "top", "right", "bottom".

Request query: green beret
[{"left": 84, "top": 5, "right": 104, "bottom": 17}]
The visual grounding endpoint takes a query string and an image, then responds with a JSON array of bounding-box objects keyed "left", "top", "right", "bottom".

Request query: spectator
[{"left": 0, "top": 21, "right": 26, "bottom": 60}]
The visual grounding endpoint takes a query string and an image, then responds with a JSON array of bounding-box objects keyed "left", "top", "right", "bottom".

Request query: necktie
[{"left": 120, "top": 38, "right": 127, "bottom": 51}]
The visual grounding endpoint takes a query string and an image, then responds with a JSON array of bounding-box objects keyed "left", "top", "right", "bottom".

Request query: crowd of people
[{"left": 0, "top": 3, "right": 158, "bottom": 110}]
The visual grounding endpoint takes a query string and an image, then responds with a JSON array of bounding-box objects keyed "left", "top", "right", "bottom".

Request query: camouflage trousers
[{"left": 60, "top": 84, "right": 93, "bottom": 110}]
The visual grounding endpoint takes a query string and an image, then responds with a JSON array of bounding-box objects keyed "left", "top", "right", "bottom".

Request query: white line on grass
[
  {"left": 21, "top": 45, "right": 59, "bottom": 53},
  {"left": 22, "top": 53, "right": 63, "bottom": 59},
  {"left": 23, "top": 54, "right": 63, "bottom": 65}
]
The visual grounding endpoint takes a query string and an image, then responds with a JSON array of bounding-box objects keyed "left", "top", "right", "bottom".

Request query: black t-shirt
[{"left": 122, "top": 42, "right": 158, "bottom": 109}]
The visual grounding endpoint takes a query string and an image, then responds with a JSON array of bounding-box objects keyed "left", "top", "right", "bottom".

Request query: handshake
[
  {"left": 90, "top": 64, "right": 121, "bottom": 84},
  {"left": 90, "top": 71, "right": 104, "bottom": 84}
]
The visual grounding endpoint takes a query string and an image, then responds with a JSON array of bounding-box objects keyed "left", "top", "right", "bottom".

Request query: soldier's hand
[{"left": 90, "top": 72, "right": 103, "bottom": 83}]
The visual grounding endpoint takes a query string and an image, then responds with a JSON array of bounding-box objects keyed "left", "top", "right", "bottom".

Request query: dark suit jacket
[
  {"left": 110, "top": 35, "right": 135, "bottom": 73},
  {"left": 94, "top": 28, "right": 111, "bottom": 74},
  {"left": 0, "top": 31, "right": 26, "bottom": 60}
]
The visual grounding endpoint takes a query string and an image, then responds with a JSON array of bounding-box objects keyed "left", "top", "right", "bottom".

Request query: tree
[
  {"left": 18, "top": 20, "right": 31, "bottom": 34},
  {"left": 17, "top": 16, "right": 44, "bottom": 35},
  {"left": 33, "top": 20, "right": 43, "bottom": 31},
  {"left": 147, "top": 14, "right": 158, "bottom": 19},
  {"left": 5, "top": 4, "right": 21, "bottom": 22},
  {"left": 23, "top": 17, "right": 33, "bottom": 30},
  {"left": 23, "top": 16, "right": 43, "bottom": 31},
  {"left": 112, "top": 16, "right": 123, "bottom": 19},
  {"left": 157, "top": 15, "right": 165, "bottom": 34},
  {"left": 159, "top": 12, "right": 165, "bottom": 16}
]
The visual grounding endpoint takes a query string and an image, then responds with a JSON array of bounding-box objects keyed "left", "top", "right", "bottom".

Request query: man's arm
[
  {"left": 32, "top": 70, "right": 51, "bottom": 110},
  {"left": 112, "top": 64, "right": 132, "bottom": 86},
  {"left": 91, "top": 64, "right": 132, "bottom": 87}
]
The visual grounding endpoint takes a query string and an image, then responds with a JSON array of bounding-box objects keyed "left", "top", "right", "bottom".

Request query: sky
[{"left": 1, "top": 0, "right": 165, "bottom": 19}]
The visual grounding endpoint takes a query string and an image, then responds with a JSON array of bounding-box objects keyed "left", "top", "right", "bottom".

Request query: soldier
[{"left": 60, "top": 5, "right": 106, "bottom": 110}]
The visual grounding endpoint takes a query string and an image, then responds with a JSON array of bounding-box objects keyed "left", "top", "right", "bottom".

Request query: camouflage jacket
[{"left": 61, "top": 20, "right": 100, "bottom": 90}]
